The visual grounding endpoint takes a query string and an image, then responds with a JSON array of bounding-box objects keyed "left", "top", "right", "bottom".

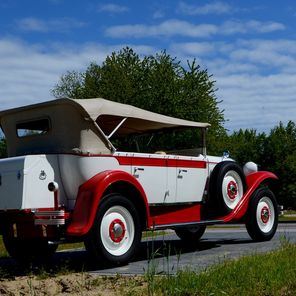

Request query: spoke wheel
[
  {"left": 246, "top": 188, "right": 278, "bottom": 241},
  {"left": 85, "top": 194, "right": 142, "bottom": 266}
]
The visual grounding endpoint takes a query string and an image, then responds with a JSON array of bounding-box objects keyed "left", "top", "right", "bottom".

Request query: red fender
[
  {"left": 66, "top": 170, "right": 150, "bottom": 236},
  {"left": 220, "top": 171, "right": 278, "bottom": 222}
]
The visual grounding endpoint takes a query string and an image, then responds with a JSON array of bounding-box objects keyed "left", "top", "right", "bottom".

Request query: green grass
[
  {"left": 148, "top": 242, "right": 296, "bottom": 296},
  {"left": 0, "top": 235, "right": 8, "bottom": 257},
  {"left": 279, "top": 215, "right": 296, "bottom": 222}
]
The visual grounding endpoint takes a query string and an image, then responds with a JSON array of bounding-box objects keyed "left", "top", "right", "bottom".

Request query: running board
[{"left": 151, "top": 219, "right": 224, "bottom": 230}]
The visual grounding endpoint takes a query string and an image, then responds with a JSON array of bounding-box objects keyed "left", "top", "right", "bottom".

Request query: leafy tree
[
  {"left": 225, "top": 129, "right": 266, "bottom": 166},
  {"left": 52, "top": 47, "right": 225, "bottom": 153},
  {"left": 261, "top": 121, "right": 296, "bottom": 208}
]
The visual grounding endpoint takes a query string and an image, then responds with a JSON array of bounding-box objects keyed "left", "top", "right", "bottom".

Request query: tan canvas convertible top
[{"left": 0, "top": 98, "right": 210, "bottom": 156}]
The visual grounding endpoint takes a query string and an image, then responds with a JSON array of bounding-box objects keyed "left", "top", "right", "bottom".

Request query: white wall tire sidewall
[
  {"left": 256, "top": 196, "right": 275, "bottom": 234},
  {"left": 100, "top": 205, "right": 135, "bottom": 257},
  {"left": 222, "top": 170, "right": 244, "bottom": 210}
]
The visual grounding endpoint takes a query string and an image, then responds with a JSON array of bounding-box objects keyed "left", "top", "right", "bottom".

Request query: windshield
[{"left": 96, "top": 114, "right": 206, "bottom": 155}]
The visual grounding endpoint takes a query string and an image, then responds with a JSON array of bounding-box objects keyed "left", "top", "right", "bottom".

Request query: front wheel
[
  {"left": 245, "top": 188, "right": 278, "bottom": 241},
  {"left": 84, "top": 194, "right": 142, "bottom": 265}
]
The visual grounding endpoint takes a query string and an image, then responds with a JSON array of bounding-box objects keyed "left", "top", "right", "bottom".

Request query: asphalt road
[
  {"left": 1, "top": 223, "right": 295, "bottom": 276},
  {"left": 90, "top": 223, "right": 296, "bottom": 276}
]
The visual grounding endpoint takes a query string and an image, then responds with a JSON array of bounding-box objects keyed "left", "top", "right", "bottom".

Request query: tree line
[{"left": 1, "top": 47, "right": 295, "bottom": 208}]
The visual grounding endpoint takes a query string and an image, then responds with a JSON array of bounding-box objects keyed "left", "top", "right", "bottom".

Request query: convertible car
[{"left": 0, "top": 98, "right": 278, "bottom": 264}]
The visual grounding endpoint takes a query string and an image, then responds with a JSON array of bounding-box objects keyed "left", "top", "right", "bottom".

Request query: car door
[
  {"left": 131, "top": 153, "right": 172, "bottom": 204},
  {"left": 175, "top": 155, "right": 208, "bottom": 203}
]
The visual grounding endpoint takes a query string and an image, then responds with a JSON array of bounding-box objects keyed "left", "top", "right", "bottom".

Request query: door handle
[
  {"left": 178, "top": 169, "right": 187, "bottom": 179},
  {"left": 133, "top": 167, "right": 144, "bottom": 178}
]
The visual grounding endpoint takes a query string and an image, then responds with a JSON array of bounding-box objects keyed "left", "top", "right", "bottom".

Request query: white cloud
[
  {"left": 178, "top": 1, "right": 232, "bottom": 15},
  {"left": 97, "top": 4, "right": 129, "bottom": 14},
  {"left": 16, "top": 17, "right": 86, "bottom": 32},
  {"left": 105, "top": 19, "right": 285, "bottom": 39},
  {"left": 221, "top": 20, "right": 285, "bottom": 35},
  {"left": 0, "top": 38, "right": 157, "bottom": 111},
  {"left": 0, "top": 36, "right": 295, "bottom": 134},
  {"left": 170, "top": 42, "right": 215, "bottom": 56},
  {"left": 106, "top": 20, "right": 217, "bottom": 38},
  {"left": 168, "top": 39, "right": 296, "bottom": 132},
  {"left": 217, "top": 73, "right": 296, "bottom": 132}
]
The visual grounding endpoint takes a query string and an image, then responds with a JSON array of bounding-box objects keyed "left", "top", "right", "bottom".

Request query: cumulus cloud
[
  {"left": 217, "top": 73, "right": 296, "bottom": 132},
  {"left": 0, "top": 35, "right": 295, "bottom": 133},
  {"left": 178, "top": 1, "right": 232, "bottom": 15},
  {"left": 17, "top": 17, "right": 86, "bottom": 32},
  {"left": 106, "top": 19, "right": 217, "bottom": 38},
  {"left": 168, "top": 39, "right": 296, "bottom": 132},
  {"left": 105, "top": 19, "right": 285, "bottom": 39},
  {"left": 0, "top": 38, "right": 157, "bottom": 111},
  {"left": 170, "top": 42, "right": 215, "bottom": 56},
  {"left": 97, "top": 4, "right": 129, "bottom": 14}
]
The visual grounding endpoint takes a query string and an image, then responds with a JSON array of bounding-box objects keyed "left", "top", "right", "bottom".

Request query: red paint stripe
[
  {"left": 115, "top": 156, "right": 206, "bottom": 169},
  {"left": 54, "top": 153, "right": 207, "bottom": 169},
  {"left": 150, "top": 204, "right": 201, "bottom": 226}
]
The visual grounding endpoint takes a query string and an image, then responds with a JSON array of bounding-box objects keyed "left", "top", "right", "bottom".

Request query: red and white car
[{"left": 0, "top": 98, "right": 278, "bottom": 264}]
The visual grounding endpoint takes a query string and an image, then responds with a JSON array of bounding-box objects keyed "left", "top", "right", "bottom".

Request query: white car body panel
[
  {"left": 0, "top": 155, "right": 62, "bottom": 210},
  {"left": 0, "top": 152, "right": 220, "bottom": 211}
]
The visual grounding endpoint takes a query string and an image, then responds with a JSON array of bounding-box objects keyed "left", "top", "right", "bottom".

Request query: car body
[{"left": 0, "top": 98, "right": 278, "bottom": 264}]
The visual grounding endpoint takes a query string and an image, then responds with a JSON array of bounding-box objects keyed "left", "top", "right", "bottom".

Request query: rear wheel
[
  {"left": 175, "top": 225, "right": 206, "bottom": 242},
  {"left": 245, "top": 188, "right": 278, "bottom": 241},
  {"left": 85, "top": 194, "right": 142, "bottom": 265}
]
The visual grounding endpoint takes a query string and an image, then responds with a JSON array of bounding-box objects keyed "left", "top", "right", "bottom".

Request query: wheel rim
[
  {"left": 256, "top": 196, "right": 275, "bottom": 233},
  {"left": 222, "top": 170, "right": 244, "bottom": 210},
  {"left": 100, "top": 205, "right": 135, "bottom": 256}
]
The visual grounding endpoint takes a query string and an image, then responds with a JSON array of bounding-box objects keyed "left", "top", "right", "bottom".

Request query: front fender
[
  {"left": 66, "top": 170, "right": 150, "bottom": 236},
  {"left": 221, "top": 171, "right": 278, "bottom": 222}
]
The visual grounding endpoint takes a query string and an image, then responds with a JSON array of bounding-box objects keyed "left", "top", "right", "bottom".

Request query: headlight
[{"left": 243, "top": 162, "right": 258, "bottom": 176}]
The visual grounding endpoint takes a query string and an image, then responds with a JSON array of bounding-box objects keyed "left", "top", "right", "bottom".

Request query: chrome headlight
[{"left": 243, "top": 162, "right": 258, "bottom": 176}]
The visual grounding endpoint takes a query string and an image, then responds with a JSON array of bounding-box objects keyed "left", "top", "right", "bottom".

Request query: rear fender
[
  {"left": 220, "top": 171, "right": 278, "bottom": 222},
  {"left": 66, "top": 170, "right": 150, "bottom": 236}
]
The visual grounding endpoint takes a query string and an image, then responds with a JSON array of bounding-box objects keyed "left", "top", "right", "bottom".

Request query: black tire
[
  {"left": 175, "top": 225, "right": 206, "bottom": 242},
  {"left": 208, "top": 161, "right": 246, "bottom": 215},
  {"left": 84, "top": 194, "right": 142, "bottom": 266},
  {"left": 245, "top": 188, "right": 278, "bottom": 241},
  {"left": 3, "top": 236, "right": 58, "bottom": 262}
]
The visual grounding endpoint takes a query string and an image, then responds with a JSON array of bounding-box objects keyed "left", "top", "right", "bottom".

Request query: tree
[
  {"left": 52, "top": 47, "right": 225, "bottom": 153},
  {"left": 261, "top": 121, "right": 296, "bottom": 208},
  {"left": 225, "top": 129, "right": 266, "bottom": 166}
]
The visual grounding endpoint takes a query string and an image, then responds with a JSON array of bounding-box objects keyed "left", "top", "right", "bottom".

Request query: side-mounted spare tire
[{"left": 208, "top": 161, "right": 247, "bottom": 216}]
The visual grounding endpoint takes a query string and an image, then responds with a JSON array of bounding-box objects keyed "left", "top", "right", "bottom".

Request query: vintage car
[{"left": 0, "top": 98, "right": 278, "bottom": 264}]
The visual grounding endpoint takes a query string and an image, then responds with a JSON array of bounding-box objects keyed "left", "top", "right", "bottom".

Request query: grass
[
  {"left": 0, "top": 235, "right": 8, "bottom": 257},
  {"left": 146, "top": 241, "right": 296, "bottom": 296}
]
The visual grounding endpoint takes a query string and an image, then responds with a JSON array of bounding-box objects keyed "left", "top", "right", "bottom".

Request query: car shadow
[{"left": 0, "top": 236, "right": 254, "bottom": 277}]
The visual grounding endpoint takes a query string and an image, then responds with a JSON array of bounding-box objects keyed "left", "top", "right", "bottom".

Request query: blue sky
[{"left": 0, "top": 0, "right": 296, "bottom": 133}]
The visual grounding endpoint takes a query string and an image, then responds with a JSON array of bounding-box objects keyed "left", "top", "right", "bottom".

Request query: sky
[{"left": 0, "top": 0, "right": 296, "bottom": 134}]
